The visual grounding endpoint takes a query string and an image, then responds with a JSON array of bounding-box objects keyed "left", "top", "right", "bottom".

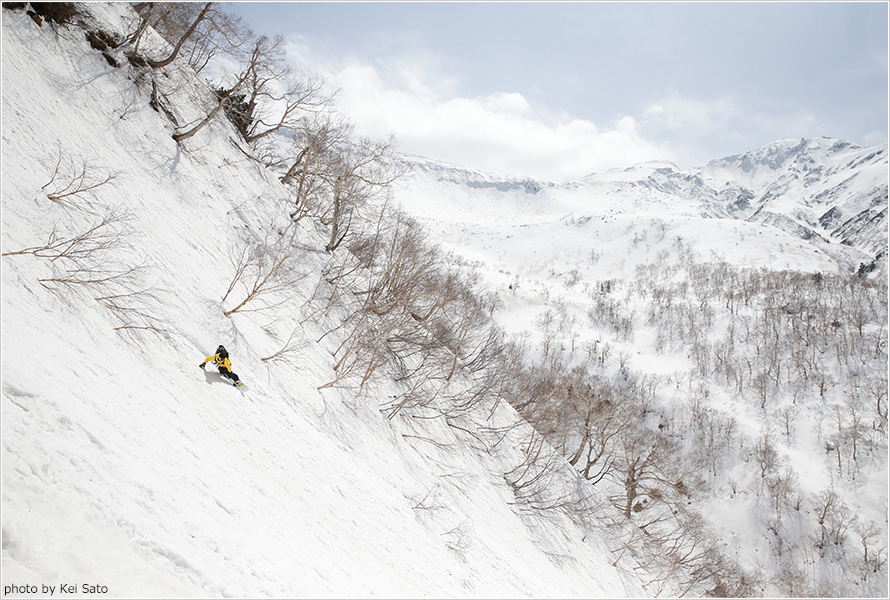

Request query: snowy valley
[
  {"left": 2, "top": 3, "right": 888, "bottom": 599},
  {"left": 394, "top": 139, "right": 888, "bottom": 595},
  {"left": 393, "top": 140, "right": 889, "bottom": 596}
]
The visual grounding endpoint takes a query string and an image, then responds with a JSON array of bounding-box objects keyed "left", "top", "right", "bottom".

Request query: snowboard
[
  {"left": 200, "top": 365, "right": 246, "bottom": 390},
  {"left": 214, "top": 372, "right": 247, "bottom": 390}
]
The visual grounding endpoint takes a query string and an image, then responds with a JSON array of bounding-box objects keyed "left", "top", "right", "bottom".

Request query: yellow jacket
[{"left": 203, "top": 353, "right": 232, "bottom": 370}]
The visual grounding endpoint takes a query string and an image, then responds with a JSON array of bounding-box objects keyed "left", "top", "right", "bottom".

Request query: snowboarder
[{"left": 199, "top": 345, "right": 242, "bottom": 387}]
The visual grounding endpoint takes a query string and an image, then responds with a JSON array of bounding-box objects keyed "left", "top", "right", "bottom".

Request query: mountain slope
[
  {"left": 394, "top": 136, "right": 886, "bottom": 334},
  {"left": 700, "top": 137, "right": 888, "bottom": 265},
  {"left": 1, "top": 5, "right": 643, "bottom": 597}
]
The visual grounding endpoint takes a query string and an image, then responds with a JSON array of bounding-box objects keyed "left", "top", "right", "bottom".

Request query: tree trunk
[
  {"left": 172, "top": 92, "right": 228, "bottom": 143},
  {"left": 624, "top": 463, "right": 638, "bottom": 519},
  {"left": 147, "top": 2, "right": 213, "bottom": 69},
  {"left": 122, "top": 2, "right": 157, "bottom": 51},
  {"left": 325, "top": 181, "right": 344, "bottom": 252},
  {"left": 280, "top": 147, "right": 309, "bottom": 185},
  {"left": 568, "top": 410, "right": 592, "bottom": 466}
]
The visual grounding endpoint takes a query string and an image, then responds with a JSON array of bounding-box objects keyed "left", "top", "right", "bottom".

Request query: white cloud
[
  {"left": 285, "top": 37, "right": 674, "bottom": 181},
  {"left": 639, "top": 92, "right": 837, "bottom": 163},
  {"left": 643, "top": 93, "right": 744, "bottom": 131}
]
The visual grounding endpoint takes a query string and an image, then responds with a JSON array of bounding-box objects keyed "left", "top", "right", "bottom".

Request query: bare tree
[
  {"left": 3, "top": 209, "right": 128, "bottom": 264},
  {"left": 866, "top": 374, "right": 889, "bottom": 432},
  {"left": 855, "top": 519, "right": 887, "bottom": 580},
  {"left": 177, "top": 4, "right": 251, "bottom": 74},
  {"left": 316, "top": 210, "right": 439, "bottom": 390},
  {"left": 260, "top": 323, "right": 307, "bottom": 364},
  {"left": 95, "top": 281, "right": 170, "bottom": 340},
  {"left": 146, "top": 2, "right": 214, "bottom": 69},
  {"left": 322, "top": 134, "right": 405, "bottom": 253},
  {"left": 280, "top": 113, "right": 353, "bottom": 223},
  {"left": 236, "top": 35, "right": 333, "bottom": 144},
  {"left": 4, "top": 207, "right": 167, "bottom": 339},
  {"left": 41, "top": 152, "right": 119, "bottom": 206},
  {"left": 125, "top": 3, "right": 250, "bottom": 74},
  {"left": 611, "top": 424, "right": 688, "bottom": 520},
  {"left": 172, "top": 35, "right": 267, "bottom": 143},
  {"left": 751, "top": 431, "right": 783, "bottom": 487},
  {"left": 222, "top": 225, "right": 306, "bottom": 317},
  {"left": 563, "top": 374, "right": 621, "bottom": 484},
  {"left": 765, "top": 466, "right": 800, "bottom": 520},
  {"left": 813, "top": 489, "right": 841, "bottom": 556}
]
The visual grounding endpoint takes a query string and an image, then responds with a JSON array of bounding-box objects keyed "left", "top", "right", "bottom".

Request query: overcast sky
[{"left": 226, "top": 1, "right": 889, "bottom": 180}]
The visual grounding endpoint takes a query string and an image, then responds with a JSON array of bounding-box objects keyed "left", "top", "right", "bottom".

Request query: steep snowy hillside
[{"left": 1, "top": 4, "right": 645, "bottom": 598}]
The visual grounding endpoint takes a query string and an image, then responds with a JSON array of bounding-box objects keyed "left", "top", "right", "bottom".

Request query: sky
[{"left": 225, "top": 1, "right": 889, "bottom": 180}]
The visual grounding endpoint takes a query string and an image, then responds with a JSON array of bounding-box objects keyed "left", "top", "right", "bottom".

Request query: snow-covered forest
[
  {"left": 394, "top": 140, "right": 888, "bottom": 597},
  {"left": 2, "top": 3, "right": 887, "bottom": 598}
]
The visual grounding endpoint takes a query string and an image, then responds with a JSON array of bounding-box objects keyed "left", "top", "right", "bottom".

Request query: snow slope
[
  {"left": 699, "top": 137, "right": 888, "bottom": 261},
  {"left": 1, "top": 5, "right": 643, "bottom": 598}
]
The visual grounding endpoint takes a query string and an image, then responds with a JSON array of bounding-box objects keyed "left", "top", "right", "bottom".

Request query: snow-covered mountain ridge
[
  {"left": 700, "top": 138, "right": 887, "bottom": 259},
  {"left": 396, "top": 136, "right": 887, "bottom": 276}
]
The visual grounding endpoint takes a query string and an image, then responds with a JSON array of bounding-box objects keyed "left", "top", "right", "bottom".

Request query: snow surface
[{"left": 1, "top": 5, "right": 645, "bottom": 598}]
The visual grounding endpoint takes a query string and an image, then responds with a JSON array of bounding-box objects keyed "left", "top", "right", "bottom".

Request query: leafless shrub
[
  {"left": 774, "top": 559, "right": 813, "bottom": 598},
  {"left": 260, "top": 323, "right": 309, "bottom": 364},
  {"left": 7, "top": 144, "right": 169, "bottom": 339},
  {"left": 440, "top": 519, "right": 471, "bottom": 555},
  {"left": 222, "top": 225, "right": 307, "bottom": 316},
  {"left": 407, "top": 484, "right": 445, "bottom": 513},
  {"left": 3, "top": 209, "right": 128, "bottom": 264},
  {"left": 32, "top": 245, "right": 168, "bottom": 341},
  {"left": 40, "top": 150, "right": 120, "bottom": 207},
  {"left": 96, "top": 285, "right": 170, "bottom": 339},
  {"left": 38, "top": 262, "right": 142, "bottom": 291}
]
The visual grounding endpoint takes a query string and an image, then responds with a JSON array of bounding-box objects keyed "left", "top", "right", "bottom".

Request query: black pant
[{"left": 218, "top": 366, "right": 240, "bottom": 383}]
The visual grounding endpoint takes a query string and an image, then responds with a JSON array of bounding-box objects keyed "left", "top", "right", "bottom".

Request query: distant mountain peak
[{"left": 399, "top": 136, "right": 888, "bottom": 274}]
